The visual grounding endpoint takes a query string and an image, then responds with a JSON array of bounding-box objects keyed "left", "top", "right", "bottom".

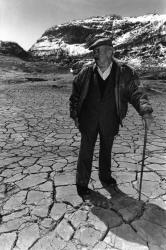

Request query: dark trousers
[{"left": 76, "top": 125, "right": 114, "bottom": 187}]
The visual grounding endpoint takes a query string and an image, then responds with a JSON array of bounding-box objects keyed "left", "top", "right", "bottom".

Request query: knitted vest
[{"left": 79, "top": 62, "right": 119, "bottom": 135}]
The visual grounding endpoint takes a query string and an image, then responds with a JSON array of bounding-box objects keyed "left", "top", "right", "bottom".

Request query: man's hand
[
  {"left": 143, "top": 113, "right": 153, "bottom": 130},
  {"left": 74, "top": 117, "right": 79, "bottom": 129}
]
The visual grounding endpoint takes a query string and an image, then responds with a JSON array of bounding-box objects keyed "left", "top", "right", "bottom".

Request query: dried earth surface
[{"left": 0, "top": 66, "right": 166, "bottom": 250}]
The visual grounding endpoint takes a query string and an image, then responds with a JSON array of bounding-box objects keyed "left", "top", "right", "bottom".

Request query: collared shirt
[{"left": 97, "top": 62, "right": 113, "bottom": 80}]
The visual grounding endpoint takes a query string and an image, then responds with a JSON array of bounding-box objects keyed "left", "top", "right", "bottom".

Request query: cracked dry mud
[{"left": 0, "top": 79, "right": 166, "bottom": 250}]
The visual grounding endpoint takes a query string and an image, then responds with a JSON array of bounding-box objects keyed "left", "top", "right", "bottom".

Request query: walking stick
[{"left": 138, "top": 122, "right": 148, "bottom": 201}]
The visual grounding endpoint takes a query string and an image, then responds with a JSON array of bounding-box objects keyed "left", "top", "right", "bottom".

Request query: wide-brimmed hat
[{"left": 87, "top": 35, "right": 113, "bottom": 50}]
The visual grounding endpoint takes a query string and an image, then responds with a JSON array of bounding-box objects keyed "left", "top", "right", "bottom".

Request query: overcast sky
[{"left": 0, "top": 0, "right": 165, "bottom": 50}]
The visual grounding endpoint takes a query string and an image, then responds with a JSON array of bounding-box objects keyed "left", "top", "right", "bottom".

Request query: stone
[
  {"left": 91, "top": 207, "right": 122, "bottom": 229},
  {"left": 104, "top": 224, "right": 148, "bottom": 250},
  {"left": 149, "top": 198, "right": 166, "bottom": 210},
  {"left": 146, "top": 157, "right": 166, "bottom": 164},
  {"left": 56, "top": 219, "right": 74, "bottom": 241},
  {"left": 16, "top": 173, "right": 47, "bottom": 189},
  {"left": 93, "top": 242, "right": 116, "bottom": 250},
  {"left": 23, "top": 164, "right": 42, "bottom": 174},
  {"left": 3, "top": 191, "right": 27, "bottom": 212},
  {"left": 96, "top": 188, "right": 112, "bottom": 199},
  {"left": 24, "top": 140, "right": 41, "bottom": 147},
  {"left": 118, "top": 182, "right": 138, "bottom": 197},
  {"left": 0, "top": 232, "right": 16, "bottom": 250},
  {"left": 118, "top": 203, "right": 143, "bottom": 222},
  {"left": 11, "top": 133, "right": 24, "bottom": 142},
  {"left": 142, "top": 204, "right": 166, "bottom": 229},
  {"left": 132, "top": 219, "right": 166, "bottom": 248},
  {"left": 56, "top": 185, "right": 82, "bottom": 207},
  {"left": 54, "top": 173, "right": 75, "bottom": 186},
  {"left": 147, "top": 144, "right": 164, "bottom": 151},
  {"left": 49, "top": 138, "right": 65, "bottom": 145},
  {"left": 50, "top": 203, "right": 67, "bottom": 221},
  {"left": 38, "top": 181, "right": 53, "bottom": 192},
  {"left": 16, "top": 223, "right": 40, "bottom": 250},
  {"left": 7, "top": 122, "right": 25, "bottom": 129},
  {"left": 4, "top": 173, "right": 24, "bottom": 183},
  {"left": 117, "top": 162, "right": 137, "bottom": 171},
  {"left": 26, "top": 190, "right": 50, "bottom": 205},
  {"left": 40, "top": 218, "right": 53, "bottom": 229},
  {"left": 3, "top": 208, "right": 29, "bottom": 222},
  {"left": 19, "top": 157, "right": 38, "bottom": 167},
  {"left": 68, "top": 209, "right": 88, "bottom": 228},
  {"left": 31, "top": 205, "right": 50, "bottom": 218},
  {"left": 110, "top": 194, "right": 145, "bottom": 220},
  {"left": 158, "top": 171, "right": 166, "bottom": 177},
  {"left": 52, "top": 162, "right": 66, "bottom": 172},
  {"left": 54, "top": 134, "right": 73, "bottom": 139},
  {"left": 27, "top": 191, "right": 51, "bottom": 217},
  {"left": 137, "top": 172, "right": 161, "bottom": 182},
  {"left": 115, "top": 155, "right": 136, "bottom": 164},
  {"left": 152, "top": 141, "right": 166, "bottom": 147},
  {"left": 71, "top": 141, "right": 80, "bottom": 147},
  {"left": 58, "top": 147, "right": 75, "bottom": 157},
  {"left": 1, "top": 169, "right": 15, "bottom": 177},
  {"left": 147, "top": 164, "right": 166, "bottom": 171},
  {"left": 0, "top": 218, "right": 29, "bottom": 233},
  {"left": 74, "top": 226, "right": 101, "bottom": 246},
  {"left": 62, "top": 242, "right": 77, "bottom": 250},
  {"left": 36, "top": 159, "right": 54, "bottom": 167},
  {"left": 114, "top": 172, "right": 136, "bottom": 184},
  {"left": 0, "top": 183, "right": 6, "bottom": 194},
  {"left": 66, "top": 156, "right": 77, "bottom": 163},
  {"left": 30, "top": 231, "right": 66, "bottom": 250},
  {"left": 40, "top": 166, "right": 52, "bottom": 172},
  {"left": 135, "top": 180, "right": 165, "bottom": 199},
  {"left": 88, "top": 211, "right": 108, "bottom": 234},
  {"left": 112, "top": 145, "right": 131, "bottom": 154},
  {"left": 0, "top": 157, "right": 22, "bottom": 167},
  {"left": 148, "top": 244, "right": 165, "bottom": 250}
]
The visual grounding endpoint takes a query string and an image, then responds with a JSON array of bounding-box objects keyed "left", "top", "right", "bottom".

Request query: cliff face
[
  {"left": 0, "top": 41, "right": 29, "bottom": 59},
  {"left": 29, "top": 14, "right": 166, "bottom": 67}
]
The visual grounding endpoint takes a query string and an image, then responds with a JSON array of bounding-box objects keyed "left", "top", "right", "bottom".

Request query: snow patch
[
  {"left": 61, "top": 42, "right": 89, "bottom": 56},
  {"left": 127, "top": 57, "right": 142, "bottom": 67}
]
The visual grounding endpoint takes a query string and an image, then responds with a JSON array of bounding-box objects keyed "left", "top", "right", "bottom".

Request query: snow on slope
[
  {"left": 30, "top": 38, "right": 89, "bottom": 57},
  {"left": 30, "top": 14, "right": 166, "bottom": 67},
  {"left": 114, "top": 14, "right": 166, "bottom": 46}
]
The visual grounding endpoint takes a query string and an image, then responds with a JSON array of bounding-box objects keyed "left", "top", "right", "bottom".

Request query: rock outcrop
[
  {"left": 29, "top": 14, "right": 166, "bottom": 67},
  {"left": 0, "top": 41, "right": 29, "bottom": 59}
]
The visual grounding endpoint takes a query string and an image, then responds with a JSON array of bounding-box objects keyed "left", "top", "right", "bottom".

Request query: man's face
[{"left": 93, "top": 45, "right": 113, "bottom": 65}]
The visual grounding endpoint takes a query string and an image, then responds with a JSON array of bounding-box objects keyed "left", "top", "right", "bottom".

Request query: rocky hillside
[
  {"left": 29, "top": 14, "right": 166, "bottom": 68},
  {"left": 0, "top": 41, "right": 29, "bottom": 59}
]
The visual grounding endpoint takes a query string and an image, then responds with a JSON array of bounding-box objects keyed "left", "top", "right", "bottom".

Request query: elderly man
[{"left": 69, "top": 36, "right": 153, "bottom": 199}]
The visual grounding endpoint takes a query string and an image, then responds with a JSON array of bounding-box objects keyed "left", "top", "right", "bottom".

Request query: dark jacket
[{"left": 69, "top": 58, "right": 153, "bottom": 126}]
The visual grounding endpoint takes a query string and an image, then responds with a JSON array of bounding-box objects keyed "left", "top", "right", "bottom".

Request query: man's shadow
[{"left": 84, "top": 185, "right": 166, "bottom": 248}]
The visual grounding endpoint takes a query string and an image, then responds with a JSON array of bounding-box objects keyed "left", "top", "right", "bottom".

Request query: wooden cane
[{"left": 138, "top": 122, "right": 148, "bottom": 201}]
